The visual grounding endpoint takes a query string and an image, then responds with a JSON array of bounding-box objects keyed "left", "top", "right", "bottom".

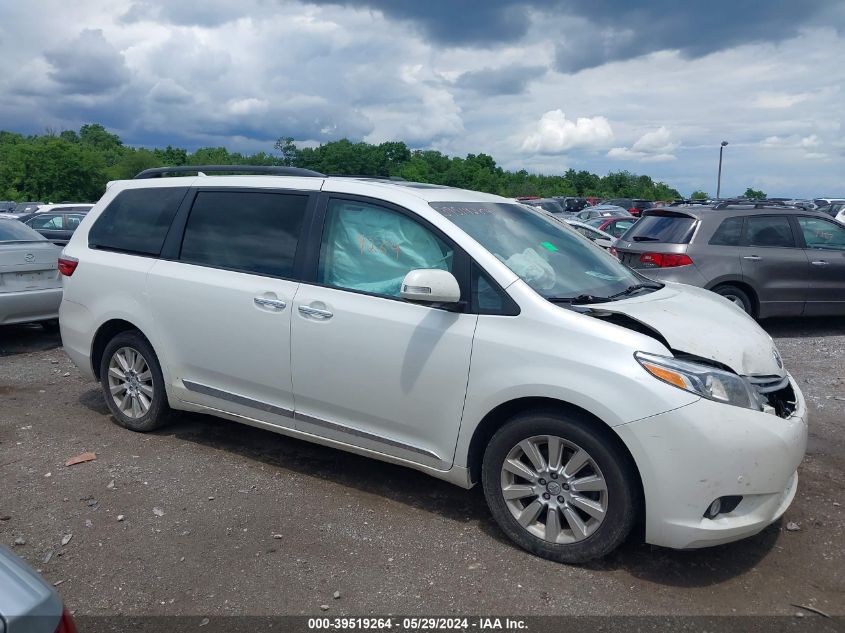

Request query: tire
[
  {"left": 712, "top": 284, "right": 753, "bottom": 316},
  {"left": 482, "top": 410, "right": 636, "bottom": 563},
  {"left": 41, "top": 319, "right": 60, "bottom": 332},
  {"left": 99, "top": 330, "right": 170, "bottom": 432}
]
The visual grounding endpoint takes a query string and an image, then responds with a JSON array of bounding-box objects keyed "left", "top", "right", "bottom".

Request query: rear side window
[
  {"left": 623, "top": 214, "right": 697, "bottom": 244},
  {"left": 89, "top": 187, "right": 187, "bottom": 256},
  {"left": 709, "top": 216, "right": 744, "bottom": 246},
  {"left": 744, "top": 215, "right": 795, "bottom": 248},
  {"left": 180, "top": 191, "right": 308, "bottom": 278}
]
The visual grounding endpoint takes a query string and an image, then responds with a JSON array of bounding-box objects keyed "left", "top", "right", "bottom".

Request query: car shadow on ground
[
  {"left": 0, "top": 324, "right": 61, "bottom": 356},
  {"left": 79, "top": 387, "right": 779, "bottom": 588},
  {"left": 762, "top": 315, "right": 845, "bottom": 338}
]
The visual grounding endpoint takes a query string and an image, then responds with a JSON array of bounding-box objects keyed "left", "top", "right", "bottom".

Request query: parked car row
[{"left": 0, "top": 204, "right": 93, "bottom": 245}]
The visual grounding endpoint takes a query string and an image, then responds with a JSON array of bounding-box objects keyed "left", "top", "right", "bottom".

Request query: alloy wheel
[
  {"left": 107, "top": 346, "right": 154, "bottom": 419},
  {"left": 500, "top": 435, "right": 608, "bottom": 544}
]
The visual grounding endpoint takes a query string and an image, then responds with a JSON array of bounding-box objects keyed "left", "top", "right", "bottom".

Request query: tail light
[
  {"left": 58, "top": 257, "right": 79, "bottom": 276},
  {"left": 639, "top": 252, "right": 693, "bottom": 268},
  {"left": 628, "top": 207, "right": 640, "bottom": 216},
  {"left": 55, "top": 607, "right": 78, "bottom": 633}
]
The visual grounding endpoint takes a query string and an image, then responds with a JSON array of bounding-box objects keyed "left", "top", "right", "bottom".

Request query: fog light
[
  {"left": 705, "top": 498, "right": 721, "bottom": 519},
  {"left": 703, "top": 495, "right": 743, "bottom": 519}
]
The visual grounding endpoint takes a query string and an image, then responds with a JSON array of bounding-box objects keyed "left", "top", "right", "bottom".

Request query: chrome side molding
[{"left": 181, "top": 380, "right": 440, "bottom": 462}]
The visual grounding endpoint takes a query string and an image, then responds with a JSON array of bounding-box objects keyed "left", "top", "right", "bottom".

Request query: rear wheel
[
  {"left": 482, "top": 410, "right": 636, "bottom": 563},
  {"left": 99, "top": 331, "right": 170, "bottom": 432},
  {"left": 712, "top": 284, "right": 753, "bottom": 316}
]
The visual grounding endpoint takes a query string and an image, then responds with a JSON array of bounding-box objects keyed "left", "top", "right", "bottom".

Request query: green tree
[
  {"left": 690, "top": 190, "right": 709, "bottom": 200},
  {"left": 742, "top": 187, "right": 766, "bottom": 199}
]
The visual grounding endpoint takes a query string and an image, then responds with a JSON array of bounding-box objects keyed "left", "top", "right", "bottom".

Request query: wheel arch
[
  {"left": 465, "top": 397, "right": 644, "bottom": 513},
  {"left": 90, "top": 319, "right": 154, "bottom": 381},
  {"left": 706, "top": 279, "right": 759, "bottom": 317}
]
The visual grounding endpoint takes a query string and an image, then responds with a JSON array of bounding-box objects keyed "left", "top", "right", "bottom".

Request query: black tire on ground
[
  {"left": 712, "top": 284, "right": 754, "bottom": 316},
  {"left": 99, "top": 330, "right": 170, "bottom": 432},
  {"left": 482, "top": 410, "right": 637, "bottom": 564},
  {"left": 41, "top": 319, "right": 60, "bottom": 332}
]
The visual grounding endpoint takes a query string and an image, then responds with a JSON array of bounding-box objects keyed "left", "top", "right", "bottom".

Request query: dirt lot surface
[{"left": 1, "top": 318, "right": 843, "bottom": 617}]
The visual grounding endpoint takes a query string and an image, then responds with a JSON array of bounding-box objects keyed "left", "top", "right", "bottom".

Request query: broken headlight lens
[{"left": 635, "top": 352, "right": 762, "bottom": 410}]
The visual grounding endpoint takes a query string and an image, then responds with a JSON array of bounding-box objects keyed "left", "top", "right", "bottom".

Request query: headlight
[{"left": 635, "top": 352, "right": 762, "bottom": 410}]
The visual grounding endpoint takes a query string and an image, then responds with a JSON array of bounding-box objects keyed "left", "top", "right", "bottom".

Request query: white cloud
[
  {"left": 520, "top": 110, "right": 613, "bottom": 154},
  {"left": 608, "top": 127, "right": 678, "bottom": 161},
  {"left": 752, "top": 92, "right": 810, "bottom": 109}
]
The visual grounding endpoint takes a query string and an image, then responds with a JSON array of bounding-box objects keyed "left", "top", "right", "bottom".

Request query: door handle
[
  {"left": 810, "top": 260, "right": 829, "bottom": 266},
  {"left": 742, "top": 255, "right": 761, "bottom": 261},
  {"left": 298, "top": 305, "right": 333, "bottom": 319},
  {"left": 254, "top": 297, "right": 287, "bottom": 310}
]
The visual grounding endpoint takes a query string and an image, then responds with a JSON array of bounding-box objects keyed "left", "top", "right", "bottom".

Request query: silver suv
[{"left": 613, "top": 203, "right": 845, "bottom": 317}]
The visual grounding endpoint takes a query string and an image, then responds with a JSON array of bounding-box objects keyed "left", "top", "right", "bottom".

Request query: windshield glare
[{"left": 430, "top": 202, "right": 641, "bottom": 300}]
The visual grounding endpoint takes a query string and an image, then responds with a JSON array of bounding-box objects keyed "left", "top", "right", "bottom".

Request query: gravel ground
[{"left": 0, "top": 318, "right": 843, "bottom": 617}]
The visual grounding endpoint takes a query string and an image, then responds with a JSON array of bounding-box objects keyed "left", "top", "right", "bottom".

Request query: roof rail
[
  {"left": 327, "top": 174, "right": 407, "bottom": 181},
  {"left": 713, "top": 199, "right": 794, "bottom": 210},
  {"left": 133, "top": 165, "right": 326, "bottom": 179}
]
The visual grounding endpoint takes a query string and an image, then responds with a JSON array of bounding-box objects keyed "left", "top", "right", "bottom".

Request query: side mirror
[{"left": 400, "top": 269, "right": 461, "bottom": 305}]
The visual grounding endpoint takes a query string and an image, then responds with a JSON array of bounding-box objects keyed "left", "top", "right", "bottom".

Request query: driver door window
[{"left": 317, "top": 199, "right": 454, "bottom": 298}]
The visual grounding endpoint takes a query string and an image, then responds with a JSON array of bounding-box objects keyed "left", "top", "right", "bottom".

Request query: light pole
[{"left": 716, "top": 141, "right": 728, "bottom": 199}]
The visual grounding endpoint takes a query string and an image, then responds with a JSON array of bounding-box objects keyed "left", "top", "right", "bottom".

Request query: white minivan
[{"left": 58, "top": 166, "right": 807, "bottom": 563}]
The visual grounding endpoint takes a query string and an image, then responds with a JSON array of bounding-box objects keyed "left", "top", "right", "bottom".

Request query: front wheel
[
  {"left": 99, "top": 330, "right": 170, "bottom": 432},
  {"left": 482, "top": 411, "right": 637, "bottom": 563}
]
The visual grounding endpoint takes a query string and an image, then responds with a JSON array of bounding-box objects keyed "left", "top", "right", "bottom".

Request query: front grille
[{"left": 745, "top": 374, "right": 796, "bottom": 418}]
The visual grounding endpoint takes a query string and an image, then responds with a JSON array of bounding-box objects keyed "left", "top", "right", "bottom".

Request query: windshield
[
  {"left": 0, "top": 220, "right": 46, "bottom": 242},
  {"left": 430, "top": 202, "right": 645, "bottom": 301}
]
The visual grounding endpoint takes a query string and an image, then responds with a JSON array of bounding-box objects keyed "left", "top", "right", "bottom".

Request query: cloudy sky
[{"left": 1, "top": 0, "right": 843, "bottom": 197}]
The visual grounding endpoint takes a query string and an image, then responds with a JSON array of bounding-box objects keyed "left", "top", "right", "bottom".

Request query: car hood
[{"left": 591, "top": 283, "right": 784, "bottom": 377}]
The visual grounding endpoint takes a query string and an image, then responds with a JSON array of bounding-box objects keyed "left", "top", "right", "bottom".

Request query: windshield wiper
[
  {"left": 632, "top": 236, "right": 661, "bottom": 242},
  {"left": 548, "top": 294, "right": 612, "bottom": 305},
  {"left": 607, "top": 282, "right": 663, "bottom": 299}
]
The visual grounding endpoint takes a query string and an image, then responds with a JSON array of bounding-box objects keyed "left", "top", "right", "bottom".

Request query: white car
[
  {"left": 58, "top": 166, "right": 807, "bottom": 562},
  {"left": 563, "top": 218, "right": 616, "bottom": 249},
  {"left": 0, "top": 220, "right": 62, "bottom": 328}
]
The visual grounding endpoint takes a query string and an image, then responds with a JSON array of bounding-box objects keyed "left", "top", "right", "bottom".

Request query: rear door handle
[
  {"left": 298, "top": 305, "right": 333, "bottom": 319},
  {"left": 254, "top": 297, "right": 287, "bottom": 310},
  {"left": 810, "top": 260, "right": 829, "bottom": 266},
  {"left": 742, "top": 255, "right": 761, "bottom": 261}
]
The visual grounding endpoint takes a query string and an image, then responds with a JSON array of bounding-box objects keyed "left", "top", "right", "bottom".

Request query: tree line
[{"left": 0, "top": 124, "right": 690, "bottom": 203}]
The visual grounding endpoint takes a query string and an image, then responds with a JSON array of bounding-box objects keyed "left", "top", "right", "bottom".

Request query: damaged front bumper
[{"left": 614, "top": 375, "right": 808, "bottom": 549}]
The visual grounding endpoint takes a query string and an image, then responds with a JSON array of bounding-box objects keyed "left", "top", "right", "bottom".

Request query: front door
[
  {"left": 147, "top": 189, "right": 312, "bottom": 424},
  {"left": 290, "top": 197, "right": 477, "bottom": 469},
  {"left": 796, "top": 215, "right": 845, "bottom": 316}
]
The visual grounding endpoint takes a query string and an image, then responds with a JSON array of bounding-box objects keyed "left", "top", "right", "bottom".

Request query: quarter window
[
  {"left": 744, "top": 216, "right": 795, "bottom": 248},
  {"left": 180, "top": 191, "right": 308, "bottom": 277},
  {"left": 798, "top": 216, "right": 845, "bottom": 251},
  {"left": 89, "top": 187, "right": 187, "bottom": 256},
  {"left": 317, "top": 199, "right": 454, "bottom": 298}
]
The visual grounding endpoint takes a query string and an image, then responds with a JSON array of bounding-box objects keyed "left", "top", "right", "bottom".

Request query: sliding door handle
[{"left": 298, "top": 305, "right": 333, "bottom": 319}]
